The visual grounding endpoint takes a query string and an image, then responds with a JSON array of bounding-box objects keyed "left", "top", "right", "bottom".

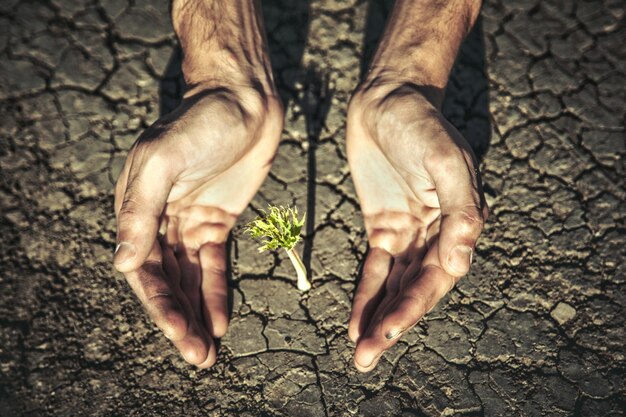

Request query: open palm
[
  {"left": 114, "top": 88, "right": 282, "bottom": 367},
  {"left": 346, "top": 85, "right": 488, "bottom": 372}
]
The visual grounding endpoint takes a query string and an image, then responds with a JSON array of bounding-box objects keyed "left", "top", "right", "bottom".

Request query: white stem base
[{"left": 285, "top": 248, "right": 311, "bottom": 292}]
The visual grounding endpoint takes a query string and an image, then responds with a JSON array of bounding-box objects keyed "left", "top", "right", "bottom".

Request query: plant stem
[{"left": 285, "top": 247, "right": 311, "bottom": 291}]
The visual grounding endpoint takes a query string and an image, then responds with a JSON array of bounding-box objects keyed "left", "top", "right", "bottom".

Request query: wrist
[
  {"left": 348, "top": 81, "right": 439, "bottom": 132},
  {"left": 356, "top": 72, "right": 445, "bottom": 111}
]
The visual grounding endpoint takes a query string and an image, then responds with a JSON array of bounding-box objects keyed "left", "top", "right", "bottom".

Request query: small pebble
[{"left": 550, "top": 302, "right": 576, "bottom": 325}]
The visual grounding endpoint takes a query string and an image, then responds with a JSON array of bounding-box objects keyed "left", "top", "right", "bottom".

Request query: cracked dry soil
[{"left": 0, "top": 0, "right": 625, "bottom": 416}]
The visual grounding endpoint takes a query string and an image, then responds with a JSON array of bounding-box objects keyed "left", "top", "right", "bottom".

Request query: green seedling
[{"left": 244, "top": 205, "right": 311, "bottom": 291}]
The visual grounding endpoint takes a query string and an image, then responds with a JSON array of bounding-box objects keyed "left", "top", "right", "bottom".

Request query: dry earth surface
[{"left": 0, "top": 0, "right": 625, "bottom": 415}]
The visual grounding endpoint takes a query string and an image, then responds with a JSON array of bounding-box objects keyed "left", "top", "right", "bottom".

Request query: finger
[
  {"left": 170, "top": 317, "right": 214, "bottom": 367},
  {"left": 354, "top": 241, "right": 454, "bottom": 372},
  {"left": 381, "top": 240, "right": 455, "bottom": 341},
  {"left": 348, "top": 247, "right": 392, "bottom": 343},
  {"left": 181, "top": 222, "right": 230, "bottom": 252},
  {"left": 163, "top": 242, "right": 214, "bottom": 366},
  {"left": 354, "top": 265, "right": 450, "bottom": 373},
  {"left": 193, "top": 332, "right": 218, "bottom": 368},
  {"left": 425, "top": 128, "right": 485, "bottom": 277},
  {"left": 398, "top": 255, "right": 428, "bottom": 292},
  {"left": 199, "top": 242, "right": 229, "bottom": 338},
  {"left": 374, "top": 237, "right": 429, "bottom": 312},
  {"left": 153, "top": 236, "right": 213, "bottom": 365},
  {"left": 166, "top": 215, "right": 180, "bottom": 248},
  {"left": 177, "top": 247, "right": 203, "bottom": 321},
  {"left": 360, "top": 234, "right": 428, "bottom": 339},
  {"left": 357, "top": 257, "right": 408, "bottom": 339},
  {"left": 385, "top": 256, "right": 409, "bottom": 295},
  {"left": 161, "top": 237, "right": 181, "bottom": 286},
  {"left": 114, "top": 146, "right": 174, "bottom": 273},
  {"left": 123, "top": 240, "right": 188, "bottom": 341},
  {"left": 176, "top": 235, "right": 221, "bottom": 366}
]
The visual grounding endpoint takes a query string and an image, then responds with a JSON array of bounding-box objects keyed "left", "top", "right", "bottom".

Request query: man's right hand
[{"left": 114, "top": 0, "right": 283, "bottom": 368}]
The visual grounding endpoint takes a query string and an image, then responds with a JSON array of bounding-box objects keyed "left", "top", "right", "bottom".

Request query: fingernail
[
  {"left": 448, "top": 245, "right": 473, "bottom": 275},
  {"left": 358, "top": 351, "right": 384, "bottom": 369},
  {"left": 114, "top": 242, "right": 136, "bottom": 266},
  {"left": 385, "top": 328, "right": 403, "bottom": 340}
]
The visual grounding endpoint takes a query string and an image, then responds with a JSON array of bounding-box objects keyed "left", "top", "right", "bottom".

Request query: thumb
[
  {"left": 114, "top": 153, "right": 173, "bottom": 273},
  {"left": 426, "top": 139, "right": 486, "bottom": 278},
  {"left": 437, "top": 204, "right": 486, "bottom": 277}
]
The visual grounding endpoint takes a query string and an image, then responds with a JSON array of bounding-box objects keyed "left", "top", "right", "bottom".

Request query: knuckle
[
  {"left": 203, "top": 263, "right": 226, "bottom": 277},
  {"left": 118, "top": 196, "right": 142, "bottom": 223},
  {"left": 456, "top": 208, "right": 485, "bottom": 236},
  {"left": 147, "top": 292, "right": 174, "bottom": 302},
  {"left": 204, "top": 288, "right": 228, "bottom": 302},
  {"left": 131, "top": 135, "right": 177, "bottom": 176},
  {"left": 140, "top": 146, "right": 174, "bottom": 176}
]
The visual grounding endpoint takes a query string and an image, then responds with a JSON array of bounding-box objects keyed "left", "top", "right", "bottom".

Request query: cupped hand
[
  {"left": 346, "top": 83, "right": 488, "bottom": 372},
  {"left": 114, "top": 85, "right": 282, "bottom": 367}
]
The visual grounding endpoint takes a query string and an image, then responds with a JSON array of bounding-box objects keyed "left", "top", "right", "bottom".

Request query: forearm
[
  {"left": 363, "top": 0, "right": 481, "bottom": 106},
  {"left": 171, "top": 0, "right": 276, "bottom": 94}
]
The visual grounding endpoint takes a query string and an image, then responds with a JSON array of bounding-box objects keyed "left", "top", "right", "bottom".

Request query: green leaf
[{"left": 244, "top": 205, "right": 306, "bottom": 252}]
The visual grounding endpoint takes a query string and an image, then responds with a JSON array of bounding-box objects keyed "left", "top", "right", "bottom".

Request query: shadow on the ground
[{"left": 300, "top": 66, "right": 334, "bottom": 280}]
